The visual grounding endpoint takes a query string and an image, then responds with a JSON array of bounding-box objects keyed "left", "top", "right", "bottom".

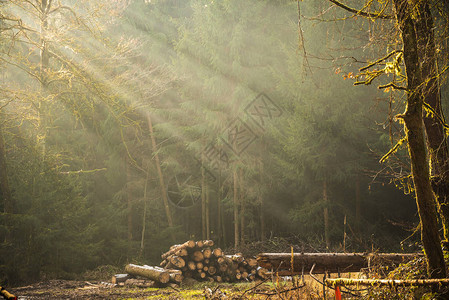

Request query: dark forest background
[{"left": 1, "top": 0, "right": 446, "bottom": 284}]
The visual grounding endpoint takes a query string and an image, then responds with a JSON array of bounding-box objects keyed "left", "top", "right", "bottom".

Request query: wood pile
[
  {"left": 159, "top": 240, "right": 268, "bottom": 283},
  {"left": 119, "top": 247, "right": 423, "bottom": 286},
  {"left": 121, "top": 240, "right": 269, "bottom": 285}
]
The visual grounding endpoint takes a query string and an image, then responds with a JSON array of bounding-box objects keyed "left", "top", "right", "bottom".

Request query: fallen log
[
  {"left": 213, "top": 248, "right": 223, "bottom": 257},
  {"left": 192, "top": 250, "right": 204, "bottom": 262},
  {"left": 203, "top": 248, "right": 212, "bottom": 259},
  {"left": 150, "top": 266, "right": 183, "bottom": 283},
  {"left": 187, "top": 261, "right": 196, "bottom": 271},
  {"left": 196, "top": 240, "right": 214, "bottom": 248},
  {"left": 226, "top": 254, "right": 244, "bottom": 263},
  {"left": 208, "top": 266, "right": 217, "bottom": 275},
  {"left": 197, "top": 271, "right": 207, "bottom": 279},
  {"left": 161, "top": 240, "right": 195, "bottom": 260},
  {"left": 168, "top": 256, "right": 185, "bottom": 268},
  {"left": 247, "top": 258, "right": 258, "bottom": 268},
  {"left": 257, "top": 253, "right": 422, "bottom": 274},
  {"left": 125, "top": 264, "right": 170, "bottom": 284},
  {"left": 168, "top": 272, "right": 183, "bottom": 283},
  {"left": 219, "top": 264, "right": 227, "bottom": 272},
  {"left": 159, "top": 259, "right": 168, "bottom": 268},
  {"left": 123, "top": 278, "right": 153, "bottom": 287},
  {"left": 111, "top": 274, "right": 132, "bottom": 284},
  {"left": 235, "top": 272, "right": 242, "bottom": 280},
  {"left": 325, "top": 278, "right": 449, "bottom": 287},
  {"left": 176, "top": 248, "right": 188, "bottom": 257}
]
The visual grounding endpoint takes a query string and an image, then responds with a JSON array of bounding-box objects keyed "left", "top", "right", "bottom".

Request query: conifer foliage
[{"left": 0, "top": 0, "right": 433, "bottom": 284}]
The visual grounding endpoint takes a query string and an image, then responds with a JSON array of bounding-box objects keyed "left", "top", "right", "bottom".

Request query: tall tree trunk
[
  {"left": 221, "top": 178, "right": 227, "bottom": 247},
  {"left": 355, "top": 176, "right": 361, "bottom": 233},
  {"left": 239, "top": 168, "right": 245, "bottom": 246},
  {"left": 259, "top": 198, "right": 265, "bottom": 242},
  {"left": 126, "top": 161, "right": 133, "bottom": 242},
  {"left": 323, "top": 180, "right": 330, "bottom": 250},
  {"left": 415, "top": 3, "right": 449, "bottom": 242},
  {"left": 393, "top": 0, "right": 446, "bottom": 278},
  {"left": 259, "top": 157, "right": 265, "bottom": 242},
  {"left": 201, "top": 162, "right": 206, "bottom": 240},
  {"left": 0, "top": 124, "right": 12, "bottom": 242},
  {"left": 140, "top": 165, "right": 151, "bottom": 257},
  {"left": 38, "top": 0, "right": 50, "bottom": 158},
  {"left": 146, "top": 112, "right": 175, "bottom": 241},
  {"left": 206, "top": 183, "right": 210, "bottom": 240},
  {"left": 39, "top": 0, "right": 50, "bottom": 83},
  {"left": 217, "top": 169, "right": 222, "bottom": 246},
  {"left": 233, "top": 168, "right": 239, "bottom": 248}
]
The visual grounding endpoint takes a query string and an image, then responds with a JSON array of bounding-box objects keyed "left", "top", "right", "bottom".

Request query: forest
[{"left": 1, "top": 0, "right": 449, "bottom": 297}]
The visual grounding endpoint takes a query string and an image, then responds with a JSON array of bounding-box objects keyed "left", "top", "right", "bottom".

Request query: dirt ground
[
  {"left": 9, "top": 280, "right": 191, "bottom": 299},
  {"left": 7, "top": 277, "right": 330, "bottom": 300}
]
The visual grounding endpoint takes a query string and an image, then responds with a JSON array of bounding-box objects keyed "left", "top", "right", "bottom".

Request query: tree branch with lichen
[
  {"left": 328, "top": 0, "right": 393, "bottom": 19},
  {"left": 378, "top": 82, "right": 407, "bottom": 90},
  {"left": 353, "top": 69, "right": 384, "bottom": 85},
  {"left": 360, "top": 50, "right": 402, "bottom": 71},
  {"left": 380, "top": 137, "right": 407, "bottom": 163}
]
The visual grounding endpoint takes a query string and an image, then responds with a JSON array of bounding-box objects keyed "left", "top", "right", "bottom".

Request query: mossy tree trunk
[
  {"left": 415, "top": 3, "right": 449, "bottom": 242},
  {"left": 323, "top": 180, "right": 330, "bottom": 250},
  {"left": 355, "top": 176, "right": 361, "bottom": 233},
  {"left": 393, "top": 0, "right": 446, "bottom": 278}
]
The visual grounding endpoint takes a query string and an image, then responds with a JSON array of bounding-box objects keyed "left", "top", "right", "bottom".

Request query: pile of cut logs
[
  {"left": 159, "top": 240, "right": 268, "bottom": 283},
  {"left": 122, "top": 240, "right": 269, "bottom": 285}
]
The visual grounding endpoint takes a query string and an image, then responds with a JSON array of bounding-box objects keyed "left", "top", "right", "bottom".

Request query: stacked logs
[{"left": 159, "top": 240, "right": 268, "bottom": 283}]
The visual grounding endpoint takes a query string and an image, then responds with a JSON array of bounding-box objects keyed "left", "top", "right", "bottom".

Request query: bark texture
[
  {"left": 125, "top": 264, "right": 170, "bottom": 283},
  {"left": 0, "top": 125, "right": 13, "bottom": 243},
  {"left": 393, "top": 0, "right": 446, "bottom": 278},
  {"left": 147, "top": 112, "right": 174, "bottom": 240},
  {"left": 415, "top": 3, "right": 449, "bottom": 242}
]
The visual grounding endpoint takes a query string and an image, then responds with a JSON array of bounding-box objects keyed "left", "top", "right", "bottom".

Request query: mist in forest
[{"left": 1, "top": 0, "right": 442, "bottom": 284}]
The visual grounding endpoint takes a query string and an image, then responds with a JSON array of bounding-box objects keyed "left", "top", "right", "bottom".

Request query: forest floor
[{"left": 8, "top": 277, "right": 331, "bottom": 299}]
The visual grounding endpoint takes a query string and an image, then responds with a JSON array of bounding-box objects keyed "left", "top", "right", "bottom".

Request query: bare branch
[
  {"left": 378, "top": 82, "right": 407, "bottom": 90},
  {"left": 353, "top": 69, "right": 384, "bottom": 85},
  {"left": 328, "top": 0, "right": 393, "bottom": 19},
  {"left": 422, "top": 102, "right": 449, "bottom": 131},
  {"left": 380, "top": 137, "right": 407, "bottom": 163},
  {"left": 360, "top": 50, "right": 402, "bottom": 71}
]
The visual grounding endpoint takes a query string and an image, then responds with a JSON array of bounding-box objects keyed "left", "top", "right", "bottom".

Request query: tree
[
  {"left": 173, "top": 0, "right": 302, "bottom": 247},
  {"left": 325, "top": 0, "right": 448, "bottom": 278},
  {"left": 0, "top": 0, "right": 182, "bottom": 281},
  {"left": 0, "top": 117, "right": 12, "bottom": 241}
]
